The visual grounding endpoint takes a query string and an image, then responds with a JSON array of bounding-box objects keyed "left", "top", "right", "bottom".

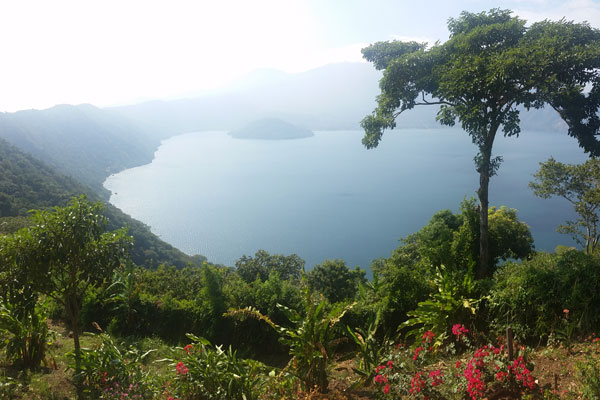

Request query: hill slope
[
  {"left": 0, "top": 104, "right": 159, "bottom": 198},
  {"left": 0, "top": 138, "right": 203, "bottom": 267}
]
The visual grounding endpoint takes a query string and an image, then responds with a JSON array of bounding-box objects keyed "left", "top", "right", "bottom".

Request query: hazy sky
[{"left": 1, "top": 0, "right": 599, "bottom": 112}]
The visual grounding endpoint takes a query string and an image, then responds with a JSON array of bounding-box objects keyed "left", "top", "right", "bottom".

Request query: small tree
[
  {"left": 530, "top": 157, "right": 600, "bottom": 254},
  {"left": 26, "top": 196, "right": 132, "bottom": 397},
  {"left": 307, "top": 259, "right": 366, "bottom": 303},
  {"left": 235, "top": 249, "right": 304, "bottom": 283}
]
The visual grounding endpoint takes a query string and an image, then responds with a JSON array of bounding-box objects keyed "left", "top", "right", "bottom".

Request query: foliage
[
  {"left": 369, "top": 257, "right": 432, "bottom": 335},
  {"left": 225, "top": 270, "right": 303, "bottom": 357},
  {"left": 68, "top": 332, "right": 156, "bottom": 399},
  {"left": 306, "top": 259, "right": 366, "bottom": 303},
  {"left": 576, "top": 336, "right": 600, "bottom": 399},
  {"left": 361, "top": 8, "right": 600, "bottom": 277},
  {"left": 0, "top": 135, "right": 205, "bottom": 269},
  {"left": 0, "top": 374, "right": 20, "bottom": 399},
  {"left": 0, "top": 104, "right": 158, "bottom": 198},
  {"left": 166, "top": 333, "right": 272, "bottom": 400},
  {"left": 398, "top": 198, "right": 533, "bottom": 275},
  {"left": 373, "top": 329, "right": 538, "bottom": 399},
  {"left": 490, "top": 251, "right": 600, "bottom": 343},
  {"left": 530, "top": 157, "right": 600, "bottom": 254},
  {"left": 14, "top": 196, "right": 132, "bottom": 397},
  {"left": 0, "top": 298, "right": 51, "bottom": 370},
  {"left": 400, "top": 267, "right": 482, "bottom": 346},
  {"left": 235, "top": 249, "right": 304, "bottom": 283},
  {"left": 346, "top": 308, "right": 386, "bottom": 385},
  {"left": 0, "top": 138, "right": 85, "bottom": 218},
  {"left": 226, "top": 288, "right": 354, "bottom": 392}
]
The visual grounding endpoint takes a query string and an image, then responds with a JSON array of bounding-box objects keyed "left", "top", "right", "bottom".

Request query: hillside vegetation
[
  {"left": 0, "top": 104, "right": 158, "bottom": 197},
  {"left": 0, "top": 138, "right": 203, "bottom": 268}
]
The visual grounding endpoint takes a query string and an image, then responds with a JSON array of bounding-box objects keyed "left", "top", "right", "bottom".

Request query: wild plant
[
  {"left": 0, "top": 297, "right": 51, "bottom": 370},
  {"left": 226, "top": 286, "right": 354, "bottom": 392}
]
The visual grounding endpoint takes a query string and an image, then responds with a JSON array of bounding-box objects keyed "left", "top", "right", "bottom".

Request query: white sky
[{"left": 1, "top": 0, "right": 599, "bottom": 112}]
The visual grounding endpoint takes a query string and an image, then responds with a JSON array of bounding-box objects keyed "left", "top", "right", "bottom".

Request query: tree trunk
[
  {"left": 476, "top": 126, "right": 499, "bottom": 279},
  {"left": 71, "top": 295, "right": 83, "bottom": 400},
  {"left": 477, "top": 158, "right": 491, "bottom": 279}
]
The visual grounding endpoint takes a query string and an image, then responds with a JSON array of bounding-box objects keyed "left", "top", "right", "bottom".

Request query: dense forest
[{"left": 2, "top": 7, "right": 600, "bottom": 400}]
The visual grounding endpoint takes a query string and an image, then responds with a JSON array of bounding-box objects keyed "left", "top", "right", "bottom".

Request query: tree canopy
[
  {"left": 361, "top": 8, "right": 600, "bottom": 277},
  {"left": 20, "top": 196, "right": 131, "bottom": 397},
  {"left": 530, "top": 157, "right": 600, "bottom": 254},
  {"left": 235, "top": 250, "right": 304, "bottom": 283}
]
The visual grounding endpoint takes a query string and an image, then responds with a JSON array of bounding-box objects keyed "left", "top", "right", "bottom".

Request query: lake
[{"left": 104, "top": 129, "right": 587, "bottom": 272}]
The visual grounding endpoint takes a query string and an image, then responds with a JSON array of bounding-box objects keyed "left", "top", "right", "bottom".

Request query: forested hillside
[
  {"left": 0, "top": 138, "right": 204, "bottom": 267},
  {"left": 0, "top": 104, "right": 159, "bottom": 197}
]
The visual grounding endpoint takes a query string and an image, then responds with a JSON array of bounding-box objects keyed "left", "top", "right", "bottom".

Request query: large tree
[{"left": 361, "top": 9, "right": 600, "bottom": 278}]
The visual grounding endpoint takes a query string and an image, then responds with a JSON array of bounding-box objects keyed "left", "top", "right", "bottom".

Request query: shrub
[
  {"left": 490, "top": 250, "right": 600, "bottom": 343},
  {"left": 0, "top": 298, "right": 51, "bottom": 370},
  {"left": 227, "top": 288, "right": 354, "bottom": 392},
  {"left": 68, "top": 333, "right": 156, "bottom": 399},
  {"left": 166, "top": 334, "right": 271, "bottom": 400},
  {"left": 373, "top": 327, "right": 538, "bottom": 399}
]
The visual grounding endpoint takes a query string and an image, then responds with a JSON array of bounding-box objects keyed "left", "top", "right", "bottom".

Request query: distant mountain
[
  {"left": 229, "top": 118, "right": 313, "bottom": 140},
  {"left": 111, "top": 63, "right": 383, "bottom": 134},
  {"left": 111, "top": 62, "right": 569, "bottom": 137},
  {"left": 0, "top": 137, "right": 204, "bottom": 268},
  {"left": 0, "top": 104, "right": 159, "bottom": 197}
]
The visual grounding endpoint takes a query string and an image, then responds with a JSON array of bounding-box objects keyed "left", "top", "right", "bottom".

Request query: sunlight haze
[{"left": 1, "top": 0, "right": 599, "bottom": 112}]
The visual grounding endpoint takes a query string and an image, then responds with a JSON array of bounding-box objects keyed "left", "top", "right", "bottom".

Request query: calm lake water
[{"left": 105, "top": 129, "right": 587, "bottom": 272}]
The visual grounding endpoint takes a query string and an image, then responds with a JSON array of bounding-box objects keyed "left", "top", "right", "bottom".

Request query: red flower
[
  {"left": 184, "top": 344, "right": 193, "bottom": 354},
  {"left": 383, "top": 383, "right": 390, "bottom": 394},
  {"left": 429, "top": 369, "right": 443, "bottom": 386},
  {"left": 386, "top": 360, "right": 394, "bottom": 369},
  {"left": 175, "top": 361, "right": 189, "bottom": 375},
  {"left": 452, "top": 324, "right": 469, "bottom": 336},
  {"left": 423, "top": 330, "right": 435, "bottom": 342},
  {"left": 413, "top": 346, "right": 424, "bottom": 360}
]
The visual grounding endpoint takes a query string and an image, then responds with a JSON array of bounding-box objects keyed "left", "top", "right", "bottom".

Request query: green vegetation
[
  {"left": 531, "top": 157, "right": 600, "bottom": 254},
  {"left": 0, "top": 104, "right": 159, "bottom": 197},
  {"left": 0, "top": 136, "right": 205, "bottom": 268},
  {"left": 361, "top": 8, "right": 600, "bottom": 278},
  {"left": 2, "top": 188, "right": 599, "bottom": 398},
  {"left": 1, "top": 7, "right": 600, "bottom": 400}
]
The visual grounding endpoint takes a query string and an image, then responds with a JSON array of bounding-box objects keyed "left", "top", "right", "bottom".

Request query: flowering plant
[
  {"left": 165, "top": 333, "right": 270, "bottom": 400},
  {"left": 373, "top": 325, "right": 539, "bottom": 399}
]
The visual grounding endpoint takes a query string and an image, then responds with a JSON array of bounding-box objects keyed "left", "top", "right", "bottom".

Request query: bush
[
  {"left": 166, "top": 334, "right": 272, "bottom": 400},
  {"left": 0, "top": 298, "right": 51, "bottom": 370},
  {"left": 490, "top": 250, "right": 600, "bottom": 343},
  {"left": 69, "top": 333, "right": 157, "bottom": 399}
]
